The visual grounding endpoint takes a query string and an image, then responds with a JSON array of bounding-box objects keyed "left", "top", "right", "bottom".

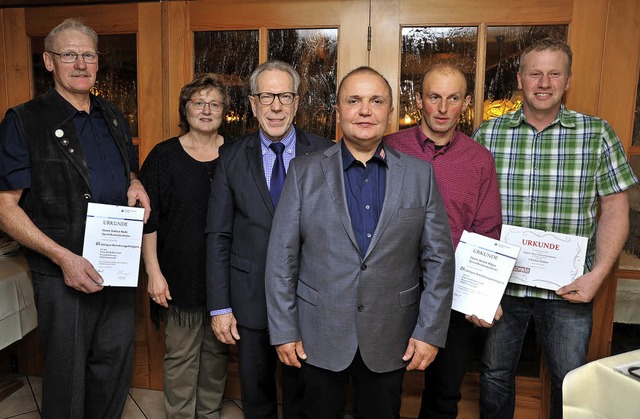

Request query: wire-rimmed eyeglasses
[
  {"left": 253, "top": 92, "right": 297, "bottom": 106},
  {"left": 48, "top": 51, "right": 99, "bottom": 64},
  {"left": 189, "top": 99, "right": 223, "bottom": 112}
]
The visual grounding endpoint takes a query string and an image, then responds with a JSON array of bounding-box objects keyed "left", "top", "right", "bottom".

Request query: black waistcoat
[{"left": 11, "top": 89, "right": 131, "bottom": 276}]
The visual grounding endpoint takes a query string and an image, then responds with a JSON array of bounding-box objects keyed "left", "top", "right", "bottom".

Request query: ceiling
[{"left": 0, "top": 0, "right": 157, "bottom": 8}]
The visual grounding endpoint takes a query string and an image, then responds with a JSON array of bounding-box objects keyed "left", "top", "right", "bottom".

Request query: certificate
[
  {"left": 500, "top": 224, "right": 588, "bottom": 290},
  {"left": 452, "top": 231, "right": 521, "bottom": 323},
  {"left": 82, "top": 203, "right": 144, "bottom": 287}
]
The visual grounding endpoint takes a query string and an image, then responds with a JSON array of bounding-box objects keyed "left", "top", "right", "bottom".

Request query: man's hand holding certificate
[
  {"left": 500, "top": 224, "right": 588, "bottom": 290},
  {"left": 452, "top": 231, "right": 520, "bottom": 323},
  {"left": 82, "top": 203, "right": 144, "bottom": 287}
]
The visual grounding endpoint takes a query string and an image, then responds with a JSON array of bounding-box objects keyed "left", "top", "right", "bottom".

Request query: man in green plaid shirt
[{"left": 473, "top": 38, "right": 638, "bottom": 419}]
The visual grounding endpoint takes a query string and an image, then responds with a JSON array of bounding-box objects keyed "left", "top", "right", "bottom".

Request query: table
[
  {"left": 563, "top": 349, "right": 640, "bottom": 418},
  {"left": 0, "top": 254, "right": 37, "bottom": 350}
]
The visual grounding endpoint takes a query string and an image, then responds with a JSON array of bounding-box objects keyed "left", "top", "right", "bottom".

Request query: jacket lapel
[
  {"left": 321, "top": 143, "right": 359, "bottom": 252},
  {"left": 245, "top": 134, "right": 276, "bottom": 215},
  {"left": 363, "top": 148, "right": 405, "bottom": 260}
]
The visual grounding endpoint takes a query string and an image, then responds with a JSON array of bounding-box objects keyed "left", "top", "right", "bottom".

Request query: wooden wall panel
[
  {"left": 566, "top": 0, "right": 608, "bottom": 115},
  {"left": 2, "top": 8, "right": 31, "bottom": 110},
  {"left": 24, "top": 4, "right": 137, "bottom": 36},
  {"left": 163, "top": 0, "right": 192, "bottom": 139}
]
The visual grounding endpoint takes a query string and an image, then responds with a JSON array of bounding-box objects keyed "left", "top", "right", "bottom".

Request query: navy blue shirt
[
  {"left": 0, "top": 90, "right": 134, "bottom": 205},
  {"left": 341, "top": 140, "right": 387, "bottom": 256}
]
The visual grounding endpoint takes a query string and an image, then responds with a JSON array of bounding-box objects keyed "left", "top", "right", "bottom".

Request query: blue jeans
[{"left": 480, "top": 295, "right": 593, "bottom": 419}]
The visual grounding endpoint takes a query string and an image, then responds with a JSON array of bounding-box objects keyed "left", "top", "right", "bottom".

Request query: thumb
[
  {"left": 402, "top": 340, "right": 415, "bottom": 361},
  {"left": 296, "top": 341, "right": 307, "bottom": 360}
]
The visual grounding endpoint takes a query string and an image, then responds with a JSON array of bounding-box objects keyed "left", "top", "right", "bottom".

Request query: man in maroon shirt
[{"left": 384, "top": 63, "right": 503, "bottom": 419}]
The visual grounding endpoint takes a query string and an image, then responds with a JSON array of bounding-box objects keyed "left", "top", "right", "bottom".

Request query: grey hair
[
  {"left": 249, "top": 60, "right": 300, "bottom": 95},
  {"left": 44, "top": 18, "right": 98, "bottom": 52}
]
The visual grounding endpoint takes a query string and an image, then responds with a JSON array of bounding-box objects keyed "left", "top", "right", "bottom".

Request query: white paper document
[
  {"left": 452, "top": 231, "right": 520, "bottom": 323},
  {"left": 500, "top": 224, "right": 588, "bottom": 290},
  {"left": 82, "top": 203, "right": 144, "bottom": 287}
]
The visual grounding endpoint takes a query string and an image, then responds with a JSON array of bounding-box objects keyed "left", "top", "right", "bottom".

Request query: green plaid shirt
[{"left": 473, "top": 105, "right": 638, "bottom": 299}]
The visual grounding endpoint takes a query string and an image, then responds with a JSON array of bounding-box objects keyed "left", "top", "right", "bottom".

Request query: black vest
[{"left": 11, "top": 89, "right": 131, "bottom": 275}]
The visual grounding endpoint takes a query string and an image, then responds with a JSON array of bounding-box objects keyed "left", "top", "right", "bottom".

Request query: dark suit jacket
[
  {"left": 206, "top": 127, "right": 333, "bottom": 329},
  {"left": 265, "top": 143, "right": 455, "bottom": 373}
]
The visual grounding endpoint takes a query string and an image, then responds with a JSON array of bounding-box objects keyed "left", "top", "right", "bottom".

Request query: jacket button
[
  {"left": 61, "top": 139, "right": 69, "bottom": 146},
  {"left": 83, "top": 194, "right": 91, "bottom": 200},
  {"left": 68, "top": 148, "right": 75, "bottom": 154},
  {"left": 360, "top": 263, "right": 367, "bottom": 271},
  {"left": 357, "top": 304, "right": 364, "bottom": 312}
]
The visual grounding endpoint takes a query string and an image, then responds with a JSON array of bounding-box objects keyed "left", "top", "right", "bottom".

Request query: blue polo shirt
[
  {"left": 0, "top": 89, "right": 134, "bottom": 205},
  {"left": 341, "top": 140, "right": 387, "bottom": 256}
]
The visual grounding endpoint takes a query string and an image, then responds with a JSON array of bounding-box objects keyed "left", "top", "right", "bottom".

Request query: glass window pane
[
  {"left": 268, "top": 28, "right": 338, "bottom": 141},
  {"left": 483, "top": 25, "right": 568, "bottom": 121},
  {"left": 400, "top": 27, "right": 478, "bottom": 135},
  {"left": 194, "top": 30, "right": 259, "bottom": 140},
  {"left": 31, "top": 34, "right": 138, "bottom": 137}
]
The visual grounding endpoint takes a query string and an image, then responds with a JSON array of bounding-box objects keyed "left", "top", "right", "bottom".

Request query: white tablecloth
[
  {"left": 0, "top": 254, "right": 37, "bottom": 350},
  {"left": 563, "top": 350, "right": 640, "bottom": 418}
]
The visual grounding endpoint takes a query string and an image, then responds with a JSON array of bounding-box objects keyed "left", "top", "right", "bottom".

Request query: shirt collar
[
  {"left": 341, "top": 140, "right": 388, "bottom": 171},
  {"left": 260, "top": 126, "right": 296, "bottom": 154},
  {"left": 49, "top": 87, "right": 99, "bottom": 117},
  {"left": 506, "top": 104, "right": 575, "bottom": 129},
  {"left": 416, "top": 125, "right": 461, "bottom": 153}
]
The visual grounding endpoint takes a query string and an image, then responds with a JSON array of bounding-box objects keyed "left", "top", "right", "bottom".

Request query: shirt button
[
  {"left": 366, "top": 233, "right": 372, "bottom": 238},
  {"left": 364, "top": 178, "right": 369, "bottom": 183},
  {"left": 365, "top": 205, "right": 370, "bottom": 210},
  {"left": 360, "top": 263, "right": 367, "bottom": 271},
  {"left": 83, "top": 194, "right": 91, "bottom": 200},
  {"left": 357, "top": 304, "right": 364, "bottom": 312}
]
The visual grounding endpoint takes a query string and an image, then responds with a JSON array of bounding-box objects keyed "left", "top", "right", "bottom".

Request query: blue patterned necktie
[{"left": 269, "top": 142, "right": 286, "bottom": 206}]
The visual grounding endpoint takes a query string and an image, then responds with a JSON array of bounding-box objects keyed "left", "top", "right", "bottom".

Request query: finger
[
  {"left": 230, "top": 324, "right": 241, "bottom": 341},
  {"left": 296, "top": 341, "right": 307, "bottom": 361}
]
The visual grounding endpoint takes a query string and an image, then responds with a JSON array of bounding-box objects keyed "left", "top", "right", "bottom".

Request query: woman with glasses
[{"left": 139, "top": 74, "right": 230, "bottom": 418}]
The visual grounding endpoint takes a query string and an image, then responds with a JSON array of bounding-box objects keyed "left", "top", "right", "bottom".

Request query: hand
[
  {"left": 58, "top": 251, "right": 104, "bottom": 293},
  {"left": 556, "top": 271, "right": 605, "bottom": 303},
  {"left": 211, "top": 312, "right": 240, "bottom": 344},
  {"left": 466, "top": 304, "right": 503, "bottom": 328},
  {"left": 403, "top": 338, "right": 438, "bottom": 371},
  {"left": 147, "top": 271, "right": 172, "bottom": 308},
  {"left": 276, "top": 341, "right": 307, "bottom": 368},
  {"left": 127, "top": 178, "right": 151, "bottom": 223}
]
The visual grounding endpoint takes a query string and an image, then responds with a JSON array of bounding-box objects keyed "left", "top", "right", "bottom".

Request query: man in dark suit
[
  {"left": 265, "top": 66, "right": 455, "bottom": 419},
  {"left": 206, "top": 60, "right": 333, "bottom": 418}
]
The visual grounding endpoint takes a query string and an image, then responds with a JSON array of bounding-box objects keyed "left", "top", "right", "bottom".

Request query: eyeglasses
[
  {"left": 189, "top": 99, "right": 223, "bottom": 112},
  {"left": 48, "top": 51, "right": 99, "bottom": 64},
  {"left": 253, "top": 92, "right": 297, "bottom": 106}
]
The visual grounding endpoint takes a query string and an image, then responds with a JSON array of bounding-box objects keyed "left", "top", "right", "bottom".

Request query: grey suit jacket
[{"left": 265, "top": 142, "right": 455, "bottom": 373}]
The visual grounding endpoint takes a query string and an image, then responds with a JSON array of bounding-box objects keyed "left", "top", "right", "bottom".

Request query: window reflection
[
  {"left": 194, "top": 30, "right": 259, "bottom": 140},
  {"left": 31, "top": 34, "right": 138, "bottom": 137},
  {"left": 483, "top": 25, "right": 568, "bottom": 121},
  {"left": 268, "top": 29, "right": 338, "bottom": 141},
  {"left": 400, "top": 27, "right": 477, "bottom": 135}
]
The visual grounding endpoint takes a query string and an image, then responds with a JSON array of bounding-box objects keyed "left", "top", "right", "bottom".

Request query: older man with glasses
[
  {"left": 206, "top": 60, "right": 333, "bottom": 418},
  {"left": 0, "top": 18, "right": 150, "bottom": 418}
]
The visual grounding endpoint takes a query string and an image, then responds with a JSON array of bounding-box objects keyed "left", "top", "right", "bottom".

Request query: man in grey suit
[
  {"left": 206, "top": 60, "right": 333, "bottom": 418},
  {"left": 265, "top": 66, "right": 455, "bottom": 418}
]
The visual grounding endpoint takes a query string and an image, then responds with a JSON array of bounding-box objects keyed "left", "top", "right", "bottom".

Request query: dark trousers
[
  {"left": 32, "top": 272, "right": 134, "bottom": 419},
  {"left": 236, "top": 326, "right": 302, "bottom": 419},
  {"left": 300, "top": 349, "right": 406, "bottom": 419},
  {"left": 419, "top": 310, "right": 475, "bottom": 419}
]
